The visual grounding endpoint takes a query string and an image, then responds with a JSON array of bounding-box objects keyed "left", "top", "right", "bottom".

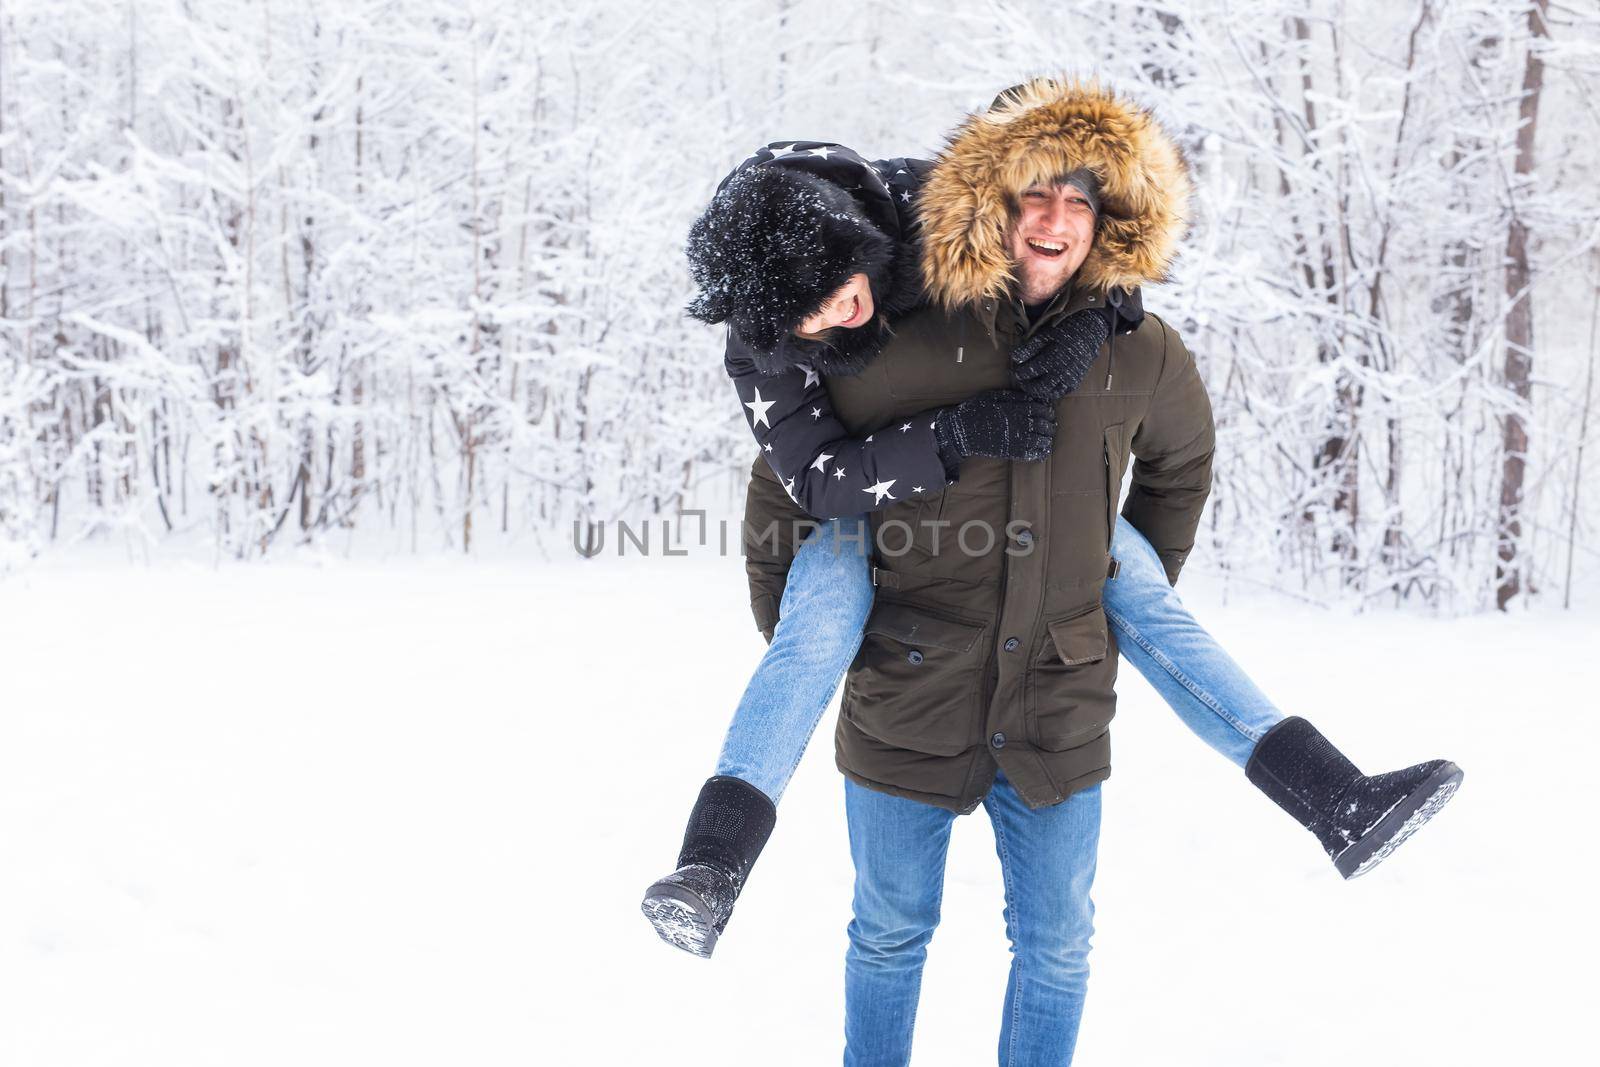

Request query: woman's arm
[{"left": 726, "top": 330, "right": 950, "bottom": 519}]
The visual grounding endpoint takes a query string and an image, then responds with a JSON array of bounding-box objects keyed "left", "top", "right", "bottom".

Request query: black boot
[
  {"left": 1245, "top": 717, "right": 1463, "bottom": 879},
  {"left": 641, "top": 776, "right": 777, "bottom": 958}
]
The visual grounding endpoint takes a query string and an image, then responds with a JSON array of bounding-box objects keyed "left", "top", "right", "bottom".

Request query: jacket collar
[{"left": 984, "top": 275, "right": 1106, "bottom": 341}]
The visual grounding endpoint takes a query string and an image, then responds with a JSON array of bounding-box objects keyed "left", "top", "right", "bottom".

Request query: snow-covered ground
[{"left": 1, "top": 547, "right": 1594, "bottom": 1066}]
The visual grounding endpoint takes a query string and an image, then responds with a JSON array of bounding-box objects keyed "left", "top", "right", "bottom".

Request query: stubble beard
[{"left": 1015, "top": 259, "right": 1074, "bottom": 305}]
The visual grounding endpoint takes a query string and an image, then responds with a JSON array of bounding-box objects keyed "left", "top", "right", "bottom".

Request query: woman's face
[{"left": 797, "top": 272, "right": 874, "bottom": 335}]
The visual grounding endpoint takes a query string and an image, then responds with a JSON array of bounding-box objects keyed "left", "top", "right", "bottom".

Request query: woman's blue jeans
[{"left": 714, "top": 514, "right": 1284, "bottom": 799}]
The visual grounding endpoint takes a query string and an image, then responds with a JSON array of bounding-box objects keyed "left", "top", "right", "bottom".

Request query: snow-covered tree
[{"left": 1, "top": 0, "right": 1595, "bottom": 608}]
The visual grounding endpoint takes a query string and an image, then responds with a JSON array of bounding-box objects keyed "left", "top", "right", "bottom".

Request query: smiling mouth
[
  {"left": 839, "top": 295, "right": 865, "bottom": 326},
  {"left": 1026, "top": 238, "right": 1066, "bottom": 259}
]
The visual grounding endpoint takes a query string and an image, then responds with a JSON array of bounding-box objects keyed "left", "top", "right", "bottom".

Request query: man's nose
[{"left": 1040, "top": 197, "right": 1065, "bottom": 231}]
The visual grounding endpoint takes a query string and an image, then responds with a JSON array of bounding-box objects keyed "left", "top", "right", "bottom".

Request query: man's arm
[{"left": 1121, "top": 316, "right": 1215, "bottom": 585}]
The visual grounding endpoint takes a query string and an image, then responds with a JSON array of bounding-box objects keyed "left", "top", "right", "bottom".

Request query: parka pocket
[
  {"left": 1027, "top": 603, "right": 1117, "bottom": 750},
  {"left": 1049, "top": 607, "right": 1108, "bottom": 666},
  {"left": 843, "top": 598, "right": 987, "bottom": 757},
  {"left": 876, "top": 491, "right": 946, "bottom": 559}
]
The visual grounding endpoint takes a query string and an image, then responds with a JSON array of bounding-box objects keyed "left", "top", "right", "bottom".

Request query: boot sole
[
  {"left": 1335, "top": 762, "right": 1463, "bottom": 879},
  {"left": 641, "top": 881, "right": 719, "bottom": 959}
]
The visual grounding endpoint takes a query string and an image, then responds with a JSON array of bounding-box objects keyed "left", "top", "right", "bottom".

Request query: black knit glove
[
  {"left": 933, "top": 389, "right": 1056, "bottom": 474},
  {"left": 1010, "top": 308, "right": 1111, "bottom": 402}
]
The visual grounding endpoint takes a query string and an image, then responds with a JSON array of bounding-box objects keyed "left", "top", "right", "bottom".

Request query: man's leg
[
  {"left": 843, "top": 778, "right": 956, "bottom": 1067},
  {"left": 1103, "top": 515, "right": 1283, "bottom": 767},
  {"left": 717, "top": 516, "right": 874, "bottom": 801},
  {"left": 986, "top": 772, "right": 1101, "bottom": 1067}
]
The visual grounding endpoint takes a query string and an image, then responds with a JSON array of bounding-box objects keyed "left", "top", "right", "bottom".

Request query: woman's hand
[
  {"left": 1009, "top": 308, "right": 1111, "bottom": 403},
  {"left": 932, "top": 389, "right": 1057, "bottom": 469},
  {"left": 1010, "top": 288, "right": 1142, "bottom": 402}
]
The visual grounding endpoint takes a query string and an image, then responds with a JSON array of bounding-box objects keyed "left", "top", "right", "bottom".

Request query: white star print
[
  {"left": 912, "top": 486, "right": 925, "bottom": 494},
  {"left": 811, "top": 407, "right": 822, "bottom": 420},
  {"left": 801, "top": 364, "right": 820, "bottom": 388},
  {"left": 808, "top": 145, "right": 834, "bottom": 160},
  {"left": 832, "top": 466, "right": 846, "bottom": 480},
  {"left": 767, "top": 143, "right": 800, "bottom": 159},
  {"left": 900, "top": 190, "right": 911, "bottom": 203},
  {"left": 782, "top": 476, "right": 797, "bottom": 501},
  {"left": 744, "top": 387, "right": 776, "bottom": 429},
  {"left": 863, "top": 479, "right": 897, "bottom": 505},
  {"left": 899, "top": 422, "right": 912, "bottom": 433},
  {"left": 810, "top": 452, "right": 834, "bottom": 473},
  {"left": 865, "top": 434, "right": 874, "bottom": 443},
  {"left": 763, "top": 442, "right": 773, "bottom": 452}
]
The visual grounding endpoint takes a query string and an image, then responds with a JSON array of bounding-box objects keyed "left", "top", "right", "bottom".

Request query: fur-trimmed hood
[{"left": 917, "top": 78, "right": 1192, "bottom": 311}]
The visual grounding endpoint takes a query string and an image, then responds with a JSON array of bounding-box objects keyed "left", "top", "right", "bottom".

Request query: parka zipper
[
  {"left": 1104, "top": 288, "right": 1121, "bottom": 390},
  {"left": 1104, "top": 434, "right": 1116, "bottom": 545}
]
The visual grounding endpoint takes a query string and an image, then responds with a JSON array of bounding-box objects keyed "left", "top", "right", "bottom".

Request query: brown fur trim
[{"left": 918, "top": 78, "right": 1192, "bottom": 311}]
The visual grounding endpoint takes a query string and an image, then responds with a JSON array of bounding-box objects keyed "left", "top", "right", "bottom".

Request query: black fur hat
[{"left": 685, "top": 166, "right": 896, "bottom": 355}]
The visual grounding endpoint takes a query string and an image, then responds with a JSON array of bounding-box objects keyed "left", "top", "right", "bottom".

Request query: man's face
[{"left": 1006, "top": 181, "right": 1096, "bottom": 304}]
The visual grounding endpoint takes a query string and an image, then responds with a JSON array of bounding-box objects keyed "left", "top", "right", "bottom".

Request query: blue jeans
[
  {"left": 715, "top": 514, "right": 1284, "bottom": 798},
  {"left": 1102, "top": 514, "right": 1284, "bottom": 766},
  {"left": 715, "top": 517, "right": 875, "bottom": 801},
  {"left": 842, "top": 772, "right": 1101, "bottom": 1067},
  {"left": 713, "top": 515, "right": 1286, "bottom": 1062}
]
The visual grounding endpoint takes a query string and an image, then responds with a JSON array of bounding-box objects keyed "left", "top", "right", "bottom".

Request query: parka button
[
  {"left": 907, "top": 649, "right": 924, "bottom": 665},
  {"left": 1003, "top": 637, "right": 1020, "bottom": 652},
  {"left": 991, "top": 732, "right": 1007, "bottom": 749},
  {"left": 1015, "top": 528, "right": 1034, "bottom": 546}
]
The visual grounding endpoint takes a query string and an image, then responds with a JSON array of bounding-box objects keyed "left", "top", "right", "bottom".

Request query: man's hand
[{"left": 933, "top": 389, "right": 1056, "bottom": 468}]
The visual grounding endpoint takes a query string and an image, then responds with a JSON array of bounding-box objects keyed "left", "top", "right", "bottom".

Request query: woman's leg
[
  {"left": 714, "top": 514, "right": 874, "bottom": 802},
  {"left": 643, "top": 516, "right": 874, "bottom": 956},
  {"left": 1102, "top": 515, "right": 1283, "bottom": 768},
  {"left": 1102, "top": 517, "right": 1462, "bottom": 878}
]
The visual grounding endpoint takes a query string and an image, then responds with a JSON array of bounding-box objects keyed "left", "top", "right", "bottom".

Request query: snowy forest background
[{"left": 2, "top": 0, "right": 1598, "bottom": 612}]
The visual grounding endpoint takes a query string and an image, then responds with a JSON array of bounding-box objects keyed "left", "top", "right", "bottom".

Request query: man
[{"left": 739, "top": 79, "right": 1209, "bottom": 1065}]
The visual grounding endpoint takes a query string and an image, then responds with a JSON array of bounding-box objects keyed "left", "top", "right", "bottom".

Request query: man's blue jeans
[
  {"left": 842, "top": 772, "right": 1100, "bottom": 1067},
  {"left": 715, "top": 514, "right": 1284, "bottom": 799},
  {"left": 713, "top": 514, "right": 1288, "bottom": 1063}
]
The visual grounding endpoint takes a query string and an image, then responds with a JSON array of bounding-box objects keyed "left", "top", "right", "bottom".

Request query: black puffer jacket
[{"left": 717, "top": 143, "right": 951, "bottom": 519}]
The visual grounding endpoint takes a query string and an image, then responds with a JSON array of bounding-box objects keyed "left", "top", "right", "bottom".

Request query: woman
[{"left": 641, "top": 135, "right": 1462, "bottom": 959}]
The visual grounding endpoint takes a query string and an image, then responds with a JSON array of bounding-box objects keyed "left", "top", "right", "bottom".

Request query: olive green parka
[{"left": 742, "top": 80, "right": 1214, "bottom": 813}]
